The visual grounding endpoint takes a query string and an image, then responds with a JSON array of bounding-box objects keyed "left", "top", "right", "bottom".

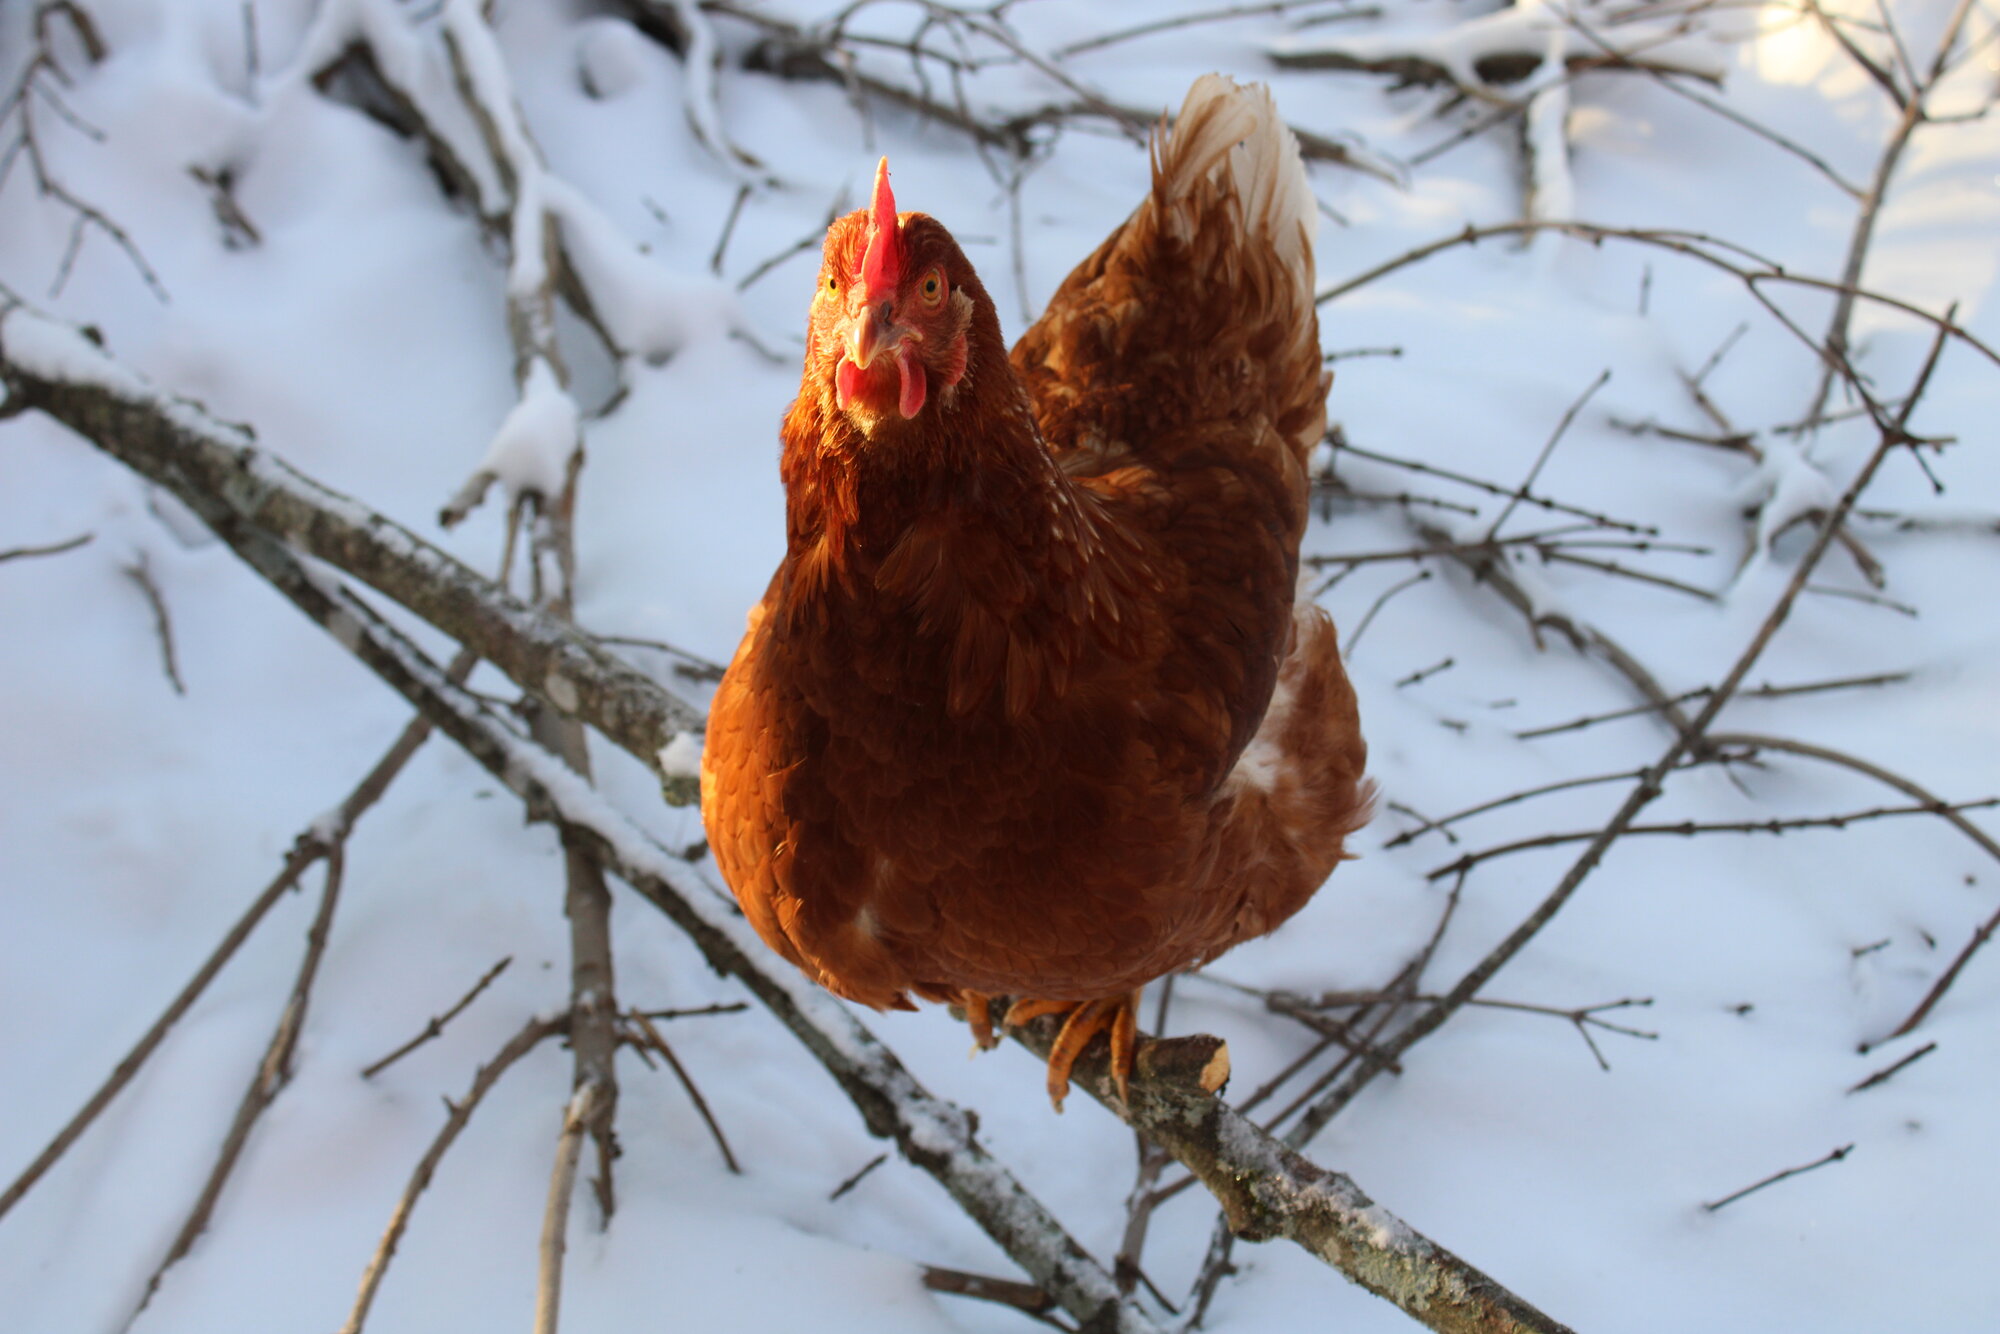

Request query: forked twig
[{"left": 626, "top": 1011, "right": 741, "bottom": 1174}]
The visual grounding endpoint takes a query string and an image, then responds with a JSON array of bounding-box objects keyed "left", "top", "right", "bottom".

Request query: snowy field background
[{"left": 3, "top": 1, "right": 1997, "bottom": 1331}]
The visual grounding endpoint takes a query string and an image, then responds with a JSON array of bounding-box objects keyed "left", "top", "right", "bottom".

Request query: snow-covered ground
[{"left": 3, "top": 2, "right": 1996, "bottom": 1331}]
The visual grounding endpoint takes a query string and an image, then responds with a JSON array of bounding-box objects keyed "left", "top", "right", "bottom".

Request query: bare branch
[
  {"left": 121, "top": 549, "right": 185, "bottom": 695},
  {"left": 361, "top": 956, "right": 516, "bottom": 1079},
  {"left": 1846, "top": 1041, "right": 1936, "bottom": 1094},
  {"left": 342, "top": 1016, "right": 568, "bottom": 1334},
  {"left": 1316, "top": 221, "right": 2000, "bottom": 376},
  {"left": 1693, "top": 729, "right": 2000, "bottom": 1047},
  {"left": 0, "top": 530, "right": 91, "bottom": 561},
  {"left": 626, "top": 1011, "right": 740, "bottom": 1174},
  {"left": 1702, "top": 1144, "right": 1853, "bottom": 1213},
  {"left": 132, "top": 846, "right": 348, "bottom": 1319},
  {"left": 535, "top": 1079, "right": 609, "bottom": 1334}
]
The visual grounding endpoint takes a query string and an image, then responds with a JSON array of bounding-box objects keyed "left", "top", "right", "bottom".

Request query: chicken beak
[{"left": 845, "top": 300, "right": 896, "bottom": 371}]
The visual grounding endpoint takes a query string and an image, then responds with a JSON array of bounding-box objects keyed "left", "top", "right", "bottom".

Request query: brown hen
[{"left": 701, "top": 75, "right": 1372, "bottom": 1109}]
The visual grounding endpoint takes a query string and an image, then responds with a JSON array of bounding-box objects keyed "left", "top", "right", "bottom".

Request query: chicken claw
[
  {"left": 959, "top": 991, "right": 1000, "bottom": 1053},
  {"left": 1003, "top": 993, "right": 1141, "bottom": 1111}
]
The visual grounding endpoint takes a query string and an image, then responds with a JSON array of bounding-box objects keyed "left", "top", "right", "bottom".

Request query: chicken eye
[
  {"left": 825, "top": 275, "right": 840, "bottom": 295},
  {"left": 922, "top": 271, "right": 944, "bottom": 304}
]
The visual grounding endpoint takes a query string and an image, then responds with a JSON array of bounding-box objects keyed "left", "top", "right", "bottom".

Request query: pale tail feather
[{"left": 1152, "top": 73, "right": 1317, "bottom": 300}]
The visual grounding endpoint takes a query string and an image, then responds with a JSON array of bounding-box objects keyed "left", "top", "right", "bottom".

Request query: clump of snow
[
  {"left": 475, "top": 356, "right": 579, "bottom": 502},
  {"left": 656, "top": 729, "right": 703, "bottom": 780}
]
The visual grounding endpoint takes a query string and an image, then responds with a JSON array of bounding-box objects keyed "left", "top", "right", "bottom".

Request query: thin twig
[
  {"left": 0, "top": 531, "right": 91, "bottom": 561},
  {"left": 1426, "top": 797, "right": 2000, "bottom": 881},
  {"left": 1343, "top": 568, "right": 1431, "bottom": 655},
  {"left": 1516, "top": 671, "right": 1911, "bottom": 740},
  {"left": 131, "top": 846, "right": 348, "bottom": 1321},
  {"left": 1702, "top": 1144, "right": 1853, "bottom": 1212},
  {"left": 1846, "top": 1041, "right": 1936, "bottom": 1093},
  {"left": 1486, "top": 370, "right": 1611, "bottom": 542},
  {"left": 1805, "top": 0, "right": 1980, "bottom": 423},
  {"left": 921, "top": 1266, "right": 1065, "bottom": 1330},
  {"left": 341, "top": 1016, "right": 568, "bottom": 1334},
  {"left": 1315, "top": 222, "right": 1999, "bottom": 375},
  {"left": 362, "top": 956, "right": 516, "bottom": 1079},
  {"left": 122, "top": 550, "right": 186, "bottom": 695},
  {"left": 627, "top": 1010, "right": 741, "bottom": 1173},
  {"left": 535, "top": 1078, "right": 609, "bottom": 1334},
  {"left": 827, "top": 1152, "right": 887, "bottom": 1202}
]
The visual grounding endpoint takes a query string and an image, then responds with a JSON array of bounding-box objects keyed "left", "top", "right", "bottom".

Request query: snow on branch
[
  {"left": 0, "top": 299, "right": 705, "bottom": 775},
  {"left": 1272, "top": 0, "right": 1726, "bottom": 95}
]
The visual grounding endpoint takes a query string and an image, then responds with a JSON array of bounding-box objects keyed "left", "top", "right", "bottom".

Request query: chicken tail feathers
[{"left": 1153, "top": 74, "right": 1316, "bottom": 314}]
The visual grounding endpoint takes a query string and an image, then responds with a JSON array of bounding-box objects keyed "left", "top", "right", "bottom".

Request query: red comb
[{"left": 860, "top": 157, "right": 902, "bottom": 293}]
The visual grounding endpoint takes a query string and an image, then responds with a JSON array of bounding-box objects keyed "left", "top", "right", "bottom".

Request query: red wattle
[
  {"left": 896, "top": 345, "right": 927, "bottom": 419},
  {"left": 835, "top": 358, "right": 864, "bottom": 410}
]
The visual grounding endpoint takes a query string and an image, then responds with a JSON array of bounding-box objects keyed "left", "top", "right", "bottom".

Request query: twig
[
  {"left": 1315, "top": 221, "right": 2000, "bottom": 375},
  {"left": 2, "top": 3, "right": 168, "bottom": 300},
  {"left": 131, "top": 845, "right": 348, "bottom": 1320},
  {"left": 0, "top": 530, "right": 90, "bottom": 561},
  {"left": 1702, "top": 1144, "right": 1853, "bottom": 1213},
  {"left": 1487, "top": 371, "right": 1610, "bottom": 541},
  {"left": 1560, "top": 9, "right": 1865, "bottom": 198},
  {"left": 1343, "top": 568, "right": 1431, "bottom": 655},
  {"left": 634, "top": 1001, "right": 748, "bottom": 1021},
  {"left": 1538, "top": 548, "right": 1716, "bottom": 601},
  {"left": 536, "top": 1079, "right": 609, "bottom": 1334},
  {"left": 1846, "top": 1041, "right": 1936, "bottom": 1094},
  {"left": 1695, "top": 729, "right": 2000, "bottom": 1048},
  {"left": 1304, "top": 527, "right": 1694, "bottom": 569},
  {"left": 1515, "top": 671, "right": 1911, "bottom": 740},
  {"left": 1335, "top": 436, "right": 1653, "bottom": 535},
  {"left": 1426, "top": 797, "right": 2000, "bottom": 881},
  {"left": 627, "top": 1010, "right": 741, "bottom": 1174},
  {"left": 361, "top": 956, "right": 516, "bottom": 1079},
  {"left": 1805, "top": 0, "right": 1980, "bottom": 423},
  {"left": 1053, "top": 2, "right": 1369, "bottom": 60},
  {"left": 827, "top": 1152, "right": 887, "bottom": 1202},
  {"left": 342, "top": 1016, "right": 568, "bottom": 1334},
  {"left": 122, "top": 550, "right": 185, "bottom": 694},
  {"left": 710, "top": 181, "right": 751, "bottom": 273},
  {"left": 1264, "top": 987, "right": 1656, "bottom": 1073},
  {"left": 922, "top": 1266, "right": 1064, "bottom": 1329},
  {"left": 1396, "top": 656, "right": 1454, "bottom": 688},
  {"left": 0, "top": 852, "right": 309, "bottom": 1222},
  {"left": 440, "top": 4, "right": 626, "bottom": 1230}
]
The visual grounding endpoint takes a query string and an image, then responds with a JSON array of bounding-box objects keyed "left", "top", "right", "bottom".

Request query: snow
[
  {"left": 476, "top": 354, "right": 580, "bottom": 504},
  {"left": 656, "top": 729, "right": 702, "bottom": 781},
  {"left": 3, "top": 3, "right": 1998, "bottom": 1334}
]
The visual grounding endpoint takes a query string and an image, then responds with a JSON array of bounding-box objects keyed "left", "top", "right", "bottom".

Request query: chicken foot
[{"left": 999, "top": 993, "right": 1141, "bottom": 1112}]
